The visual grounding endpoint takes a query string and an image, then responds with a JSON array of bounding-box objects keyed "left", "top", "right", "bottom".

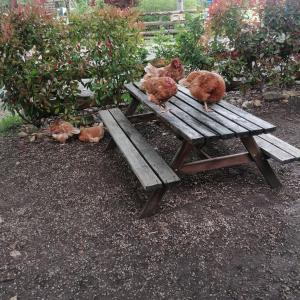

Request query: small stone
[
  {"left": 29, "top": 135, "right": 36, "bottom": 142},
  {"left": 282, "top": 99, "right": 289, "bottom": 104},
  {"left": 16, "top": 161, "right": 20, "bottom": 166},
  {"left": 18, "top": 131, "right": 28, "bottom": 138},
  {"left": 10, "top": 296, "right": 17, "bottom": 300},
  {"left": 295, "top": 81, "right": 300, "bottom": 85},
  {"left": 242, "top": 101, "right": 253, "bottom": 109},
  {"left": 263, "top": 91, "right": 285, "bottom": 101},
  {"left": 253, "top": 100, "right": 262, "bottom": 107},
  {"left": 10, "top": 250, "right": 21, "bottom": 258}
]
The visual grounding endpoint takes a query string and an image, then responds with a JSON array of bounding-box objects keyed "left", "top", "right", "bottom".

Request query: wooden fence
[{"left": 141, "top": 9, "right": 199, "bottom": 38}]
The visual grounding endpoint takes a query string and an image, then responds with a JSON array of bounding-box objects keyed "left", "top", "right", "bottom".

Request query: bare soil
[{"left": 0, "top": 100, "right": 299, "bottom": 300}]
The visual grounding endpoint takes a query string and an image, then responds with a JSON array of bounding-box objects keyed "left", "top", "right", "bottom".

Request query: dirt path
[{"left": 0, "top": 102, "right": 299, "bottom": 299}]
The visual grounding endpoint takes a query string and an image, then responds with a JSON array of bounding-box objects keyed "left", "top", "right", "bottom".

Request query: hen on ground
[
  {"left": 79, "top": 124, "right": 105, "bottom": 143},
  {"left": 179, "top": 70, "right": 226, "bottom": 112},
  {"left": 48, "top": 120, "right": 80, "bottom": 143}
]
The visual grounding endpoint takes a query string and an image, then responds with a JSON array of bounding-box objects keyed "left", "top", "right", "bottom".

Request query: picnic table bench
[{"left": 100, "top": 82, "right": 300, "bottom": 217}]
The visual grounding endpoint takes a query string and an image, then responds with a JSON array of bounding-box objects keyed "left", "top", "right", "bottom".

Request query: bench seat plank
[
  {"left": 259, "top": 134, "right": 300, "bottom": 159},
  {"left": 109, "top": 108, "right": 180, "bottom": 185},
  {"left": 254, "top": 136, "right": 296, "bottom": 163},
  {"left": 100, "top": 110, "right": 162, "bottom": 191}
]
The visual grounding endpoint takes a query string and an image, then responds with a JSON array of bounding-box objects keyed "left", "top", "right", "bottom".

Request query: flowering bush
[
  {"left": 207, "top": 0, "right": 300, "bottom": 89},
  {"left": 0, "top": 4, "right": 144, "bottom": 125}
]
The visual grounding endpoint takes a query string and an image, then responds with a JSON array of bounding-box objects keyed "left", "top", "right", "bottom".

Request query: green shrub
[
  {"left": 153, "top": 14, "right": 213, "bottom": 71},
  {"left": 69, "top": 8, "right": 144, "bottom": 105},
  {"left": 207, "top": 0, "right": 300, "bottom": 89},
  {"left": 0, "top": 115, "right": 22, "bottom": 135},
  {"left": 0, "top": 4, "right": 144, "bottom": 126}
]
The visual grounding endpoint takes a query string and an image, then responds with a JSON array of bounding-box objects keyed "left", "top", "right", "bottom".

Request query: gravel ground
[{"left": 0, "top": 99, "right": 299, "bottom": 299}]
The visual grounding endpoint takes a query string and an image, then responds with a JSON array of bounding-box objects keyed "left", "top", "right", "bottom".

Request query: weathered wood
[
  {"left": 100, "top": 110, "right": 162, "bottom": 191},
  {"left": 210, "top": 104, "right": 264, "bottom": 134},
  {"left": 180, "top": 153, "right": 252, "bottom": 175},
  {"left": 109, "top": 108, "right": 180, "bottom": 185},
  {"left": 258, "top": 134, "right": 300, "bottom": 159},
  {"left": 141, "top": 30, "right": 178, "bottom": 36},
  {"left": 178, "top": 85, "right": 276, "bottom": 132},
  {"left": 166, "top": 102, "right": 218, "bottom": 140},
  {"left": 127, "top": 112, "right": 156, "bottom": 123},
  {"left": 140, "top": 186, "right": 168, "bottom": 218},
  {"left": 141, "top": 9, "right": 197, "bottom": 16},
  {"left": 125, "top": 83, "right": 204, "bottom": 143},
  {"left": 125, "top": 97, "right": 140, "bottom": 116},
  {"left": 171, "top": 141, "right": 194, "bottom": 171},
  {"left": 144, "top": 20, "right": 185, "bottom": 27},
  {"left": 176, "top": 91, "right": 249, "bottom": 136},
  {"left": 241, "top": 136, "right": 282, "bottom": 188},
  {"left": 218, "top": 100, "right": 276, "bottom": 132},
  {"left": 254, "top": 136, "right": 296, "bottom": 163},
  {"left": 170, "top": 97, "right": 235, "bottom": 138}
]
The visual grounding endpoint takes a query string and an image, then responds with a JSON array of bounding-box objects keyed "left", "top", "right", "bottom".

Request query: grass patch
[{"left": 0, "top": 114, "right": 22, "bottom": 135}]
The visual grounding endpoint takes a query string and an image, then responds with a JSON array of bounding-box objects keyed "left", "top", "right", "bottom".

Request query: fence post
[{"left": 177, "top": 0, "right": 184, "bottom": 11}]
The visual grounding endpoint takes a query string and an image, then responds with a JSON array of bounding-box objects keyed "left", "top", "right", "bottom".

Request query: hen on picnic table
[
  {"left": 179, "top": 70, "right": 226, "bottom": 112},
  {"left": 141, "top": 76, "right": 178, "bottom": 112},
  {"left": 144, "top": 58, "right": 185, "bottom": 83}
]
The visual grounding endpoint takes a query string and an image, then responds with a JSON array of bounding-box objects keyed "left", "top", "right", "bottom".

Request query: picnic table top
[{"left": 125, "top": 82, "right": 276, "bottom": 145}]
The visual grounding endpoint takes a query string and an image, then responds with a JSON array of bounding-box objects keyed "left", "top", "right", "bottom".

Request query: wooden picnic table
[
  {"left": 124, "top": 82, "right": 282, "bottom": 186},
  {"left": 100, "top": 82, "right": 300, "bottom": 217}
]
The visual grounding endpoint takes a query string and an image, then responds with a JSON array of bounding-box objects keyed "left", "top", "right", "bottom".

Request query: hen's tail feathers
[
  {"left": 178, "top": 78, "right": 190, "bottom": 88},
  {"left": 144, "top": 63, "right": 157, "bottom": 75}
]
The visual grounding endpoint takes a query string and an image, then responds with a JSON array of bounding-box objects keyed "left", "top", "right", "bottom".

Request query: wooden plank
[
  {"left": 176, "top": 91, "right": 249, "bottom": 136},
  {"left": 180, "top": 153, "right": 252, "bottom": 175},
  {"left": 258, "top": 134, "right": 300, "bottom": 159},
  {"left": 141, "top": 30, "right": 178, "bottom": 36},
  {"left": 178, "top": 85, "right": 276, "bottom": 132},
  {"left": 219, "top": 101, "right": 275, "bottom": 132},
  {"left": 99, "top": 110, "right": 162, "bottom": 191},
  {"left": 127, "top": 112, "right": 156, "bottom": 123},
  {"left": 166, "top": 102, "right": 218, "bottom": 140},
  {"left": 141, "top": 9, "right": 197, "bottom": 16},
  {"left": 254, "top": 136, "right": 295, "bottom": 163},
  {"left": 170, "top": 97, "right": 234, "bottom": 138},
  {"left": 241, "top": 136, "right": 282, "bottom": 188},
  {"left": 210, "top": 104, "right": 264, "bottom": 134},
  {"left": 125, "top": 83, "right": 204, "bottom": 144},
  {"left": 109, "top": 108, "right": 180, "bottom": 185},
  {"left": 144, "top": 20, "right": 185, "bottom": 27}
]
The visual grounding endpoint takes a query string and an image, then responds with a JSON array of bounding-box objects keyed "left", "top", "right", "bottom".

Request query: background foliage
[{"left": 0, "top": 4, "right": 144, "bottom": 125}]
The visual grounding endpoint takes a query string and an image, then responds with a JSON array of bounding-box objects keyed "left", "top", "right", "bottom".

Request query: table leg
[
  {"left": 140, "top": 186, "right": 168, "bottom": 218},
  {"left": 125, "top": 97, "right": 140, "bottom": 116},
  {"left": 241, "top": 136, "right": 282, "bottom": 188},
  {"left": 171, "top": 141, "right": 194, "bottom": 171},
  {"left": 105, "top": 98, "right": 140, "bottom": 151}
]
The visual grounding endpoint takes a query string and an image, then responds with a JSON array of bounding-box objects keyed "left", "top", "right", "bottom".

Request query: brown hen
[
  {"left": 180, "top": 71, "right": 226, "bottom": 112},
  {"left": 79, "top": 124, "right": 105, "bottom": 143},
  {"left": 48, "top": 120, "right": 80, "bottom": 143},
  {"left": 144, "top": 58, "right": 184, "bottom": 82},
  {"left": 141, "top": 76, "right": 177, "bottom": 112}
]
